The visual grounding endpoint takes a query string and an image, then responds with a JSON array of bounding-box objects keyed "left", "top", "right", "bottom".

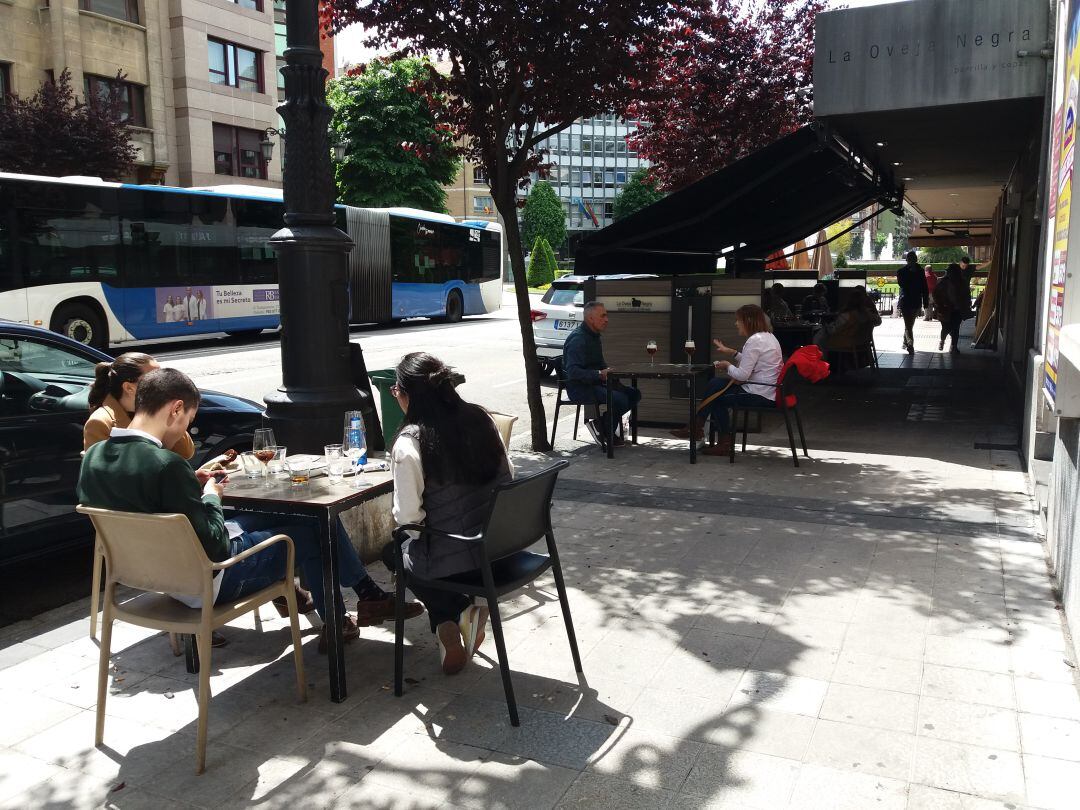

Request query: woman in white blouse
[
  {"left": 671, "top": 304, "right": 784, "bottom": 457},
  {"left": 384, "top": 352, "right": 513, "bottom": 675}
]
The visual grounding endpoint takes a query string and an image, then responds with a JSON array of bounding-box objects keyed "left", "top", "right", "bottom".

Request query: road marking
[{"left": 492, "top": 377, "right": 525, "bottom": 389}]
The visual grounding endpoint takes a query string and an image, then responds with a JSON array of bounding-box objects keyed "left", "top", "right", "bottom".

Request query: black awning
[{"left": 576, "top": 124, "right": 902, "bottom": 275}]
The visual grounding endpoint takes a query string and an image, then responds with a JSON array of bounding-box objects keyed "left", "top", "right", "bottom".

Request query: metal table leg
[
  {"left": 320, "top": 511, "right": 347, "bottom": 703},
  {"left": 689, "top": 372, "right": 698, "bottom": 464},
  {"left": 630, "top": 375, "right": 639, "bottom": 444},
  {"left": 606, "top": 377, "right": 615, "bottom": 459}
]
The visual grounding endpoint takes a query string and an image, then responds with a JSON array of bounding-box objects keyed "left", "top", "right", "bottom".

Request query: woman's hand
[
  {"left": 713, "top": 338, "right": 734, "bottom": 356},
  {"left": 714, "top": 360, "right": 732, "bottom": 371}
]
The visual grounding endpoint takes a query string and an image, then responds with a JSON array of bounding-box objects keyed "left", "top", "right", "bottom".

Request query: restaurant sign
[{"left": 597, "top": 296, "right": 671, "bottom": 313}]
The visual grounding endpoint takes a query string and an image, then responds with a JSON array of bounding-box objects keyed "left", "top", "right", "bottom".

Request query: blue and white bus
[{"left": 0, "top": 172, "right": 503, "bottom": 348}]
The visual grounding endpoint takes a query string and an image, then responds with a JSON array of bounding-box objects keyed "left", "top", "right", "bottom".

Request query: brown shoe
[
  {"left": 318, "top": 614, "right": 360, "bottom": 655},
  {"left": 703, "top": 437, "right": 734, "bottom": 457},
  {"left": 273, "top": 582, "right": 316, "bottom": 617},
  {"left": 437, "top": 621, "right": 468, "bottom": 675},
  {"left": 355, "top": 596, "right": 424, "bottom": 626}
]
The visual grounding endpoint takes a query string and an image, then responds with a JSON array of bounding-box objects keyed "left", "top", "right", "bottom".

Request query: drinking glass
[
  {"left": 241, "top": 451, "right": 261, "bottom": 479},
  {"left": 325, "top": 444, "right": 346, "bottom": 483},
  {"left": 252, "top": 428, "right": 276, "bottom": 480},
  {"left": 267, "top": 446, "right": 287, "bottom": 479},
  {"left": 684, "top": 339, "right": 696, "bottom": 366},
  {"left": 646, "top": 339, "right": 658, "bottom": 366},
  {"left": 285, "top": 458, "right": 311, "bottom": 486}
]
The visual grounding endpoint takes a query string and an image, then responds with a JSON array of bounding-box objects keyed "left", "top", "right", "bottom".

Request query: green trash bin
[{"left": 368, "top": 369, "right": 403, "bottom": 449}]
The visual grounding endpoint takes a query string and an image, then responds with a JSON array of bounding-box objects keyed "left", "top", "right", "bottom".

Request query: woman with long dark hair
[
  {"left": 84, "top": 353, "right": 195, "bottom": 458},
  {"left": 933, "top": 263, "right": 972, "bottom": 352},
  {"left": 384, "top": 352, "right": 513, "bottom": 675}
]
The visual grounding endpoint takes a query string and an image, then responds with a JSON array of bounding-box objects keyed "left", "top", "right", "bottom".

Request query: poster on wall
[{"left": 1044, "top": 0, "right": 1080, "bottom": 405}]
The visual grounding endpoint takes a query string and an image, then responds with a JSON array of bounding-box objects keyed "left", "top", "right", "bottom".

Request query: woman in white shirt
[
  {"left": 671, "top": 304, "right": 784, "bottom": 457},
  {"left": 162, "top": 296, "right": 175, "bottom": 323},
  {"left": 383, "top": 352, "right": 513, "bottom": 675}
]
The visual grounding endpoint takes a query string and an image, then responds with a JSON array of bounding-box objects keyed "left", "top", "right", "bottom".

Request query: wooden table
[
  {"left": 606, "top": 363, "right": 715, "bottom": 463},
  {"left": 222, "top": 462, "right": 393, "bottom": 703}
]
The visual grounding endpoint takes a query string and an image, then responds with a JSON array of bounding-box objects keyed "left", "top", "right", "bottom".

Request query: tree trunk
[{"left": 494, "top": 190, "right": 551, "bottom": 451}]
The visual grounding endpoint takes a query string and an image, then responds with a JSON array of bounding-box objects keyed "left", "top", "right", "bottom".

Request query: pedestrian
[
  {"left": 896, "top": 250, "right": 929, "bottom": 354},
  {"left": 923, "top": 265, "right": 938, "bottom": 321},
  {"left": 561, "top": 301, "right": 642, "bottom": 446},
  {"left": 959, "top": 255, "right": 978, "bottom": 284},
  {"left": 932, "top": 263, "right": 972, "bottom": 352}
]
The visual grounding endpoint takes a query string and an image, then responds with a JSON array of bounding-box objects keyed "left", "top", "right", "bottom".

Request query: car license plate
[{"left": 554, "top": 319, "right": 576, "bottom": 331}]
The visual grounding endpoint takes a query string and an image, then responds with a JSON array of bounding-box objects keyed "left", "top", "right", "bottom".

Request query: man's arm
[
  {"left": 158, "top": 457, "right": 230, "bottom": 561},
  {"left": 563, "top": 333, "right": 601, "bottom": 385}
]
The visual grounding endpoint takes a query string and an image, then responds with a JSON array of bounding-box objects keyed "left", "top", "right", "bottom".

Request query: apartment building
[{"left": 0, "top": 0, "right": 331, "bottom": 188}]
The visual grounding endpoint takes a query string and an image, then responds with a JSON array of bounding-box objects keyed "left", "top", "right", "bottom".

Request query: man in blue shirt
[{"left": 561, "top": 301, "right": 641, "bottom": 446}]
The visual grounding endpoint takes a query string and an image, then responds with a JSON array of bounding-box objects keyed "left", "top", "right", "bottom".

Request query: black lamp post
[{"left": 265, "top": 0, "right": 370, "bottom": 454}]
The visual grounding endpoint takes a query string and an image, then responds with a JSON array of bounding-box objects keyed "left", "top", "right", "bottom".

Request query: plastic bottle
[{"left": 346, "top": 413, "right": 368, "bottom": 468}]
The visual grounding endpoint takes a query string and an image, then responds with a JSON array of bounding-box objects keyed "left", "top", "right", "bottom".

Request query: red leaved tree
[
  {"left": 322, "top": 0, "right": 705, "bottom": 450},
  {"left": 629, "top": 0, "right": 825, "bottom": 191},
  {"left": 0, "top": 70, "right": 136, "bottom": 180}
]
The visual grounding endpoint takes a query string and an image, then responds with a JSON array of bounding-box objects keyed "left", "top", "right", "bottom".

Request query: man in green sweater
[{"left": 78, "top": 367, "right": 421, "bottom": 651}]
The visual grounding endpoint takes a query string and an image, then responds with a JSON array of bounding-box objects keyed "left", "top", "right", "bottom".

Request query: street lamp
[
  {"left": 265, "top": 0, "right": 374, "bottom": 455},
  {"left": 260, "top": 127, "right": 345, "bottom": 163}
]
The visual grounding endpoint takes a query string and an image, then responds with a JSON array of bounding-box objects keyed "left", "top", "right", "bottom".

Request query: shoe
[
  {"left": 583, "top": 418, "right": 603, "bottom": 446},
  {"left": 459, "top": 604, "right": 489, "bottom": 659},
  {"left": 437, "top": 621, "right": 468, "bottom": 674},
  {"left": 273, "top": 582, "right": 316, "bottom": 617},
  {"left": 211, "top": 630, "right": 228, "bottom": 648},
  {"left": 318, "top": 614, "right": 360, "bottom": 654},
  {"left": 907, "top": 344, "right": 915, "bottom": 355},
  {"left": 669, "top": 425, "right": 705, "bottom": 440},
  {"left": 612, "top": 435, "right": 625, "bottom": 447},
  {"left": 938, "top": 340, "right": 944, "bottom": 351},
  {"left": 951, "top": 344, "right": 960, "bottom": 353},
  {"left": 703, "top": 437, "right": 734, "bottom": 456},
  {"left": 356, "top": 596, "right": 424, "bottom": 626}
]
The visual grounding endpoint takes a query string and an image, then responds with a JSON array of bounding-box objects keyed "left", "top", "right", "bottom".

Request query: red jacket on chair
[{"left": 777, "top": 346, "right": 830, "bottom": 405}]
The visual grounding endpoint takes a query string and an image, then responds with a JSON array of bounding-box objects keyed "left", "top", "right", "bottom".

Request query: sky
[{"left": 334, "top": 0, "right": 911, "bottom": 72}]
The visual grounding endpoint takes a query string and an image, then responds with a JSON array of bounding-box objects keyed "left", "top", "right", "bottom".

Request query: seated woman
[
  {"left": 383, "top": 352, "right": 514, "bottom": 675},
  {"left": 85, "top": 353, "right": 195, "bottom": 458},
  {"left": 814, "top": 285, "right": 881, "bottom": 358},
  {"left": 763, "top": 285, "right": 793, "bottom": 322},
  {"left": 671, "top": 304, "right": 784, "bottom": 457}
]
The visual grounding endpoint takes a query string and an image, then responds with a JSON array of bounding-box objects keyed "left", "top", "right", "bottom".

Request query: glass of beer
[
  {"left": 646, "top": 339, "right": 658, "bottom": 366},
  {"left": 684, "top": 339, "right": 696, "bottom": 366}
]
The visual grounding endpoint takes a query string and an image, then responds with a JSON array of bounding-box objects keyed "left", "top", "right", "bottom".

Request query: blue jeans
[
  {"left": 573, "top": 384, "right": 642, "bottom": 430},
  {"left": 215, "top": 513, "right": 368, "bottom": 619},
  {"left": 700, "top": 379, "right": 774, "bottom": 433}
]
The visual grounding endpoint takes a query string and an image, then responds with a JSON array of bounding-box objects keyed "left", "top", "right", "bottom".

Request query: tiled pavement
[{"left": 1, "top": 317, "right": 1078, "bottom": 809}]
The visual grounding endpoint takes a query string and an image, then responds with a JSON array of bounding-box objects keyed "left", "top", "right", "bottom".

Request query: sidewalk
[{"left": 1, "top": 317, "right": 1078, "bottom": 809}]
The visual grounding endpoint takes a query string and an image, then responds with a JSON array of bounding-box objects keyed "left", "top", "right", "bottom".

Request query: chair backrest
[
  {"left": 487, "top": 411, "right": 518, "bottom": 449},
  {"left": 479, "top": 460, "right": 569, "bottom": 561},
  {"left": 77, "top": 506, "right": 212, "bottom": 597}
]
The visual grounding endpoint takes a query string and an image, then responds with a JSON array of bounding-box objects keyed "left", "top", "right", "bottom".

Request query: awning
[{"left": 575, "top": 124, "right": 902, "bottom": 275}]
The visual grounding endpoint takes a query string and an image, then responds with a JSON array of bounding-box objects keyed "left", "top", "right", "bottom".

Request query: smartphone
[{"left": 211, "top": 470, "right": 229, "bottom": 483}]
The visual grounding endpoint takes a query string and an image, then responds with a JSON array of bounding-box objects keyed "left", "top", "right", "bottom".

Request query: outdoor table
[
  {"left": 222, "top": 458, "right": 393, "bottom": 704},
  {"left": 606, "top": 363, "right": 715, "bottom": 463},
  {"left": 773, "top": 320, "right": 820, "bottom": 356}
]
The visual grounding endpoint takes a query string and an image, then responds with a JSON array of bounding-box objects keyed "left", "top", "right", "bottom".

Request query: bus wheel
[
  {"left": 443, "top": 290, "right": 464, "bottom": 323},
  {"left": 52, "top": 305, "right": 106, "bottom": 349}
]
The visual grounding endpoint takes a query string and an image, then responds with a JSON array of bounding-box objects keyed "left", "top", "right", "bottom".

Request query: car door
[{"left": 0, "top": 332, "right": 99, "bottom": 564}]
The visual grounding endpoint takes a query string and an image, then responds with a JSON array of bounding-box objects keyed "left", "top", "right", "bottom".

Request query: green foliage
[
  {"left": 918, "top": 246, "right": 969, "bottom": 264},
  {"left": 834, "top": 254, "right": 848, "bottom": 269},
  {"left": 824, "top": 219, "right": 853, "bottom": 261},
  {"left": 521, "top": 182, "right": 566, "bottom": 251},
  {"left": 613, "top": 168, "right": 664, "bottom": 221},
  {"left": 328, "top": 58, "right": 460, "bottom": 212},
  {"left": 526, "top": 237, "right": 557, "bottom": 287}
]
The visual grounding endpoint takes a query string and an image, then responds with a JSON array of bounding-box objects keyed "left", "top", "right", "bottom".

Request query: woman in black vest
[{"left": 383, "top": 352, "right": 513, "bottom": 674}]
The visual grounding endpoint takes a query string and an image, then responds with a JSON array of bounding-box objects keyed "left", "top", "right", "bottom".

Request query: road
[{"left": 148, "top": 289, "right": 561, "bottom": 448}]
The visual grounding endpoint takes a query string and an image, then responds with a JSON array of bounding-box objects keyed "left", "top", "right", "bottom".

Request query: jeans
[
  {"left": 215, "top": 512, "right": 369, "bottom": 620},
  {"left": 574, "top": 384, "right": 643, "bottom": 431},
  {"left": 700, "top": 379, "right": 774, "bottom": 434},
  {"left": 381, "top": 542, "right": 471, "bottom": 634},
  {"left": 900, "top": 306, "right": 920, "bottom": 348}
]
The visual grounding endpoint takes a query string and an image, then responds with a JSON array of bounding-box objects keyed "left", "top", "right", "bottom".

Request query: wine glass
[
  {"left": 646, "top": 339, "right": 658, "bottom": 366},
  {"left": 684, "top": 339, "right": 696, "bottom": 366},
  {"left": 253, "top": 428, "right": 276, "bottom": 482}
]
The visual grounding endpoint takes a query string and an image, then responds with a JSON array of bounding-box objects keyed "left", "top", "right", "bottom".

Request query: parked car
[
  {"left": 0, "top": 321, "right": 264, "bottom": 565},
  {"left": 529, "top": 274, "right": 659, "bottom": 376}
]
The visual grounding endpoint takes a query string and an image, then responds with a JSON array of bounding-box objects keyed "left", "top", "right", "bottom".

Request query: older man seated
[{"left": 561, "top": 301, "right": 641, "bottom": 446}]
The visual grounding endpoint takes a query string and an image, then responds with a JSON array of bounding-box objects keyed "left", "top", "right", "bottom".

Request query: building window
[
  {"left": 78, "top": 0, "right": 139, "bottom": 24},
  {"left": 231, "top": 0, "right": 262, "bottom": 9},
  {"left": 213, "top": 123, "right": 267, "bottom": 179},
  {"left": 581, "top": 137, "right": 592, "bottom": 154},
  {"left": 208, "top": 39, "right": 263, "bottom": 92},
  {"left": 570, "top": 170, "right": 581, "bottom": 186},
  {"left": 605, "top": 139, "right": 616, "bottom": 156},
  {"left": 604, "top": 170, "right": 615, "bottom": 187},
  {"left": 603, "top": 203, "right": 614, "bottom": 220},
  {"left": 616, "top": 139, "right": 627, "bottom": 155},
  {"left": 84, "top": 75, "right": 147, "bottom": 127},
  {"left": 581, "top": 170, "right": 592, "bottom": 186},
  {"left": 615, "top": 170, "right": 627, "bottom": 185},
  {"left": 558, "top": 166, "right": 570, "bottom": 184},
  {"left": 473, "top": 195, "right": 494, "bottom": 213},
  {"left": 472, "top": 166, "right": 488, "bottom": 185},
  {"left": 0, "top": 64, "right": 9, "bottom": 107}
]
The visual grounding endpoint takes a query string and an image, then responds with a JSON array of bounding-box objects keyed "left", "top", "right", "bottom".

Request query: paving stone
[
  {"left": 680, "top": 747, "right": 800, "bottom": 808},
  {"left": 818, "top": 682, "right": 920, "bottom": 733},
  {"left": 920, "top": 664, "right": 1016, "bottom": 709},
  {"left": 916, "top": 697, "right": 1020, "bottom": 751},
  {"left": 1017, "top": 713, "right": 1080, "bottom": 761},
  {"left": 727, "top": 670, "right": 829, "bottom": 717},
  {"left": 1013, "top": 678, "right": 1080, "bottom": 720},
  {"left": 456, "top": 755, "right": 580, "bottom": 810},
  {"left": 831, "top": 650, "right": 924, "bottom": 694},
  {"left": 803, "top": 719, "right": 916, "bottom": 781},
  {"left": 788, "top": 763, "right": 908, "bottom": 810},
  {"left": 1022, "top": 754, "right": 1080, "bottom": 810},
  {"left": 911, "top": 739, "right": 1025, "bottom": 803}
]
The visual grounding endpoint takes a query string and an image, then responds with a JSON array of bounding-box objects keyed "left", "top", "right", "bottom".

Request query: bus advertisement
[{"left": 0, "top": 172, "right": 503, "bottom": 348}]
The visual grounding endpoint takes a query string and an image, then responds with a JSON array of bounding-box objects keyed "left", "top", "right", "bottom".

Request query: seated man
[
  {"left": 562, "top": 301, "right": 641, "bottom": 446},
  {"left": 77, "top": 368, "right": 421, "bottom": 652},
  {"left": 801, "top": 283, "right": 831, "bottom": 317}
]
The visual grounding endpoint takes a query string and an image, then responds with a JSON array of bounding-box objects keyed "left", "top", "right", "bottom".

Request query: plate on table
[{"left": 197, "top": 454, "right": 242, "bottom": 475}]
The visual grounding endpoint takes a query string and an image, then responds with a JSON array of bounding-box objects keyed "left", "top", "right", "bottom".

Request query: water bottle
[{"left": 343, "top": 410, "right": 367, "bottom": 473}]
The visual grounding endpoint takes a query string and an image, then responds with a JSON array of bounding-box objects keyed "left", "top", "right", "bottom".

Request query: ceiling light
[
  {"left": 904, "top": 177, "right": 913, "bottom": 181},
  {"left": 892, "top": 161, "right": 902, "bottom": 166},
  {"left": 876, "top": 141, "right": 886, "bottom": 147},
  {"left": 948, "top": 193, "right": 960, "bottom": 197}
]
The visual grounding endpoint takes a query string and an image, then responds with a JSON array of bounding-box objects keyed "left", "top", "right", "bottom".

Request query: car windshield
[
  {"left": 0, "top": 337, "right": 98, "bottom": 379},
  {"left": 542, "top": 286, "right": 584, "bottom": 307}
]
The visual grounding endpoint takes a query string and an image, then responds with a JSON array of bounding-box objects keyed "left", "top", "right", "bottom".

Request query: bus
[{"left": 0, "top": 172, "right": 503, "bottom": 348}]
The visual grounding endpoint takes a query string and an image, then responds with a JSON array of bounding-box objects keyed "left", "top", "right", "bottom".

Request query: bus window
[
  {"left": 122, "top": 188, "right": 192, "bottom": 288},
  {"left": 234, "top": 198, "right": 281, "bottom": 284},
  {"left": 389, "top": 216, "right": 440, "bottom": 284},
  {"left": 17, "top": 185, "right": 121, "bottom": 287},
  {"left": 438, "top": 223, "right": 469, "bottom": 285},
  {"left": 188, "top": 194, "right": 235, "bottom": 286}
]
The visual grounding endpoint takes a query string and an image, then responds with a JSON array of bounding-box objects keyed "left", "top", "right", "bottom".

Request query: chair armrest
[
  {"left": 391, "top": 524, "right": 483, "bottom": 545},
  {"left": 211, "top": 533, "right": 293, "bottom": 571}
]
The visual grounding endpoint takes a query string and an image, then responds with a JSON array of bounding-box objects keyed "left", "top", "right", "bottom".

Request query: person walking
[
  {"left": 923, "top": 265, "right": 938, "bottom": 321},
  {"left": 896, "top": 250, "right": 929, "bottom": 354},
  {"left": 933, "top": 263, "right": 972, "bottom": 352}
]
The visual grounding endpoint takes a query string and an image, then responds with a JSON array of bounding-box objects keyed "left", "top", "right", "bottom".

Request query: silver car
[{"left": 531, "top": 279, "right": 585, "bottom": 377}]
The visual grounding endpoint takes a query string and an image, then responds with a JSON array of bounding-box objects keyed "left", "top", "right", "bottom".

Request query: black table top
[{"left": 608, "top": 363, "right": 715, "bottom": 380}]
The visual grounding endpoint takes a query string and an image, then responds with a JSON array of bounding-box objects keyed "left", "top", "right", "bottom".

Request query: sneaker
[
  {"left": 459, "top": 604, "right": 489, "bottom": 659},
  {"left": 584, "top": 418, "right": 605, "bottom": 447},
  {"left": 437, "top": 621, "right": 468, "bottom": 674}
]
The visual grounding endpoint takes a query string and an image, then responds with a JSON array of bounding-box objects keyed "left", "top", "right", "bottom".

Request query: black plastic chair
[
  {"left": 391, "top": 460, "right": 582, "bottom": 726},
  {"left": 549, "top": 357, "right": 604, "bottom": 448}
]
